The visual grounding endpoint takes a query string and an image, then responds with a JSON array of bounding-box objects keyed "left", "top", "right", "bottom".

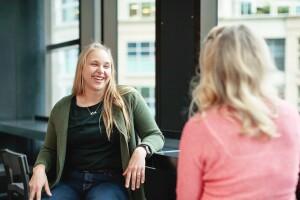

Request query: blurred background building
[
  {"left": 47, "top": 0, "right": 156, "bottom": 115},
  {"left": 49, "top": 0, "right": 300, "bottom": 118}
]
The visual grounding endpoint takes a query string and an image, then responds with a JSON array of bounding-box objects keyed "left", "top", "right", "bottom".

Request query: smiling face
[{"left": 82, "top": 49, "right": 112, "bottom": 95}]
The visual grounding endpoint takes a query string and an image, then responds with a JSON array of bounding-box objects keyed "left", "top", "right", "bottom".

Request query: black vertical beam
[{"left": 155, "top": 0, "right": 200, "bottom": 134}]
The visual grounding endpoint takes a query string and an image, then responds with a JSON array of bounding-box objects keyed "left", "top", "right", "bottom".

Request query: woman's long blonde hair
[
  {"left": 72, "top": 42, "right": 132, "bottom": 139},
  {"left": 190, "top": 25, "right": 279, "bottom": 137}
]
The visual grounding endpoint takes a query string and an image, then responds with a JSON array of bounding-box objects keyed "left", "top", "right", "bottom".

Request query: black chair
[{"left": 0, "top": 149, "right": 30, "bottom": 200}]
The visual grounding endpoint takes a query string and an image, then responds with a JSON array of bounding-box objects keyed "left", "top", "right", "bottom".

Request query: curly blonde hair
[{"left": 190, "top": 25, "right": 279, "bottom": 137}]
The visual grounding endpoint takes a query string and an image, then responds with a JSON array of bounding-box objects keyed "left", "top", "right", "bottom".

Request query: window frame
[{"left": 45, "top": 0, "right": 81, "bottom": 114}]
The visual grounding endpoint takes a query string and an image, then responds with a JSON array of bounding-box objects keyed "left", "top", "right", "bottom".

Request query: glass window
[
  {"left": 142, "top": 3, "right": 152, "bottom": 17},
  {"left": 126, "top": 42, "right": 155, "bottom": 74},
  {"left": 62, "top": 6, "right": 79, "bottom": 22},
  {"left": 118, "top": 0, "right": 156, "bottom": 117},
  {"left": 65, "top": 48, "right": 79, "bottom": 74},
  {"left": 296, "top": 6, "right": 300, "bottom": 14},
  {"left": 256, "top": 3, "right": 270, "bottom": 14},
  {"left": 128, "top": 1, "right": 155, "bottom": 18},
  {"left": 45, "top": 0, "right": 80, "bottom": 114},
  {"left": 47, "top": 45, "right": 79, "bottom": 107},
  {"left": 129, "top": 3, "right": 139, "bottom": 17},
  {"left": 277, "top": 6, "right": 289, "bottom": 14},
  {"left": 241, "top": 2, "right": 251, "bottom": 15},
  {"left": 50, "top": 0, "right": 80, "bottom": 45},
  {"left": 266, "top": 39, "right": 285, "bottom": 71},
  {"left": 128, "top": 42, "right": 137, "bottom": 48}
]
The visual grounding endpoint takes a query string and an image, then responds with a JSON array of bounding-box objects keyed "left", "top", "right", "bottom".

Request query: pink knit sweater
[{"left": 177, "top": 99, "right": 300, "bottom": 200}]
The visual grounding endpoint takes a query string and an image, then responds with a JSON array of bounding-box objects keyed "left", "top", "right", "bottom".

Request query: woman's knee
[{"left": 41, "top": 183, "right": 80, "bottom": 200}]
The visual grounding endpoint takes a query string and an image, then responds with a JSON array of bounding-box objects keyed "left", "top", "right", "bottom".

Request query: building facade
[
  {"left": 47, "top": 0, "right": 300, "bottom": 115},
  {"left": 218, "top": 0, "right": 300, "bottom": 110}
]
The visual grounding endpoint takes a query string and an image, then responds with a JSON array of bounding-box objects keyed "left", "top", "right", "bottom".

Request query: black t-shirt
[{"left": 65, "top": 96, "right": 122, "bottom": 172}]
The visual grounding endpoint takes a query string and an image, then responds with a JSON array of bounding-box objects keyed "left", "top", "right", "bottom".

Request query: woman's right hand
[{"left": 29, "top": 164, "right": 52, "bottom": 200}]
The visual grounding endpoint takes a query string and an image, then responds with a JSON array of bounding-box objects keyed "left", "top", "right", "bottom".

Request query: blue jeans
[{"left": 42, "top": 170, "right": 129, "bottom": 200}]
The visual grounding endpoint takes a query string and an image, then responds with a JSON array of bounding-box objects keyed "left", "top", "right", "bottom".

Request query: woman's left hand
[{"left": 123, "top": 146, "right": 147, "bottom": 190}]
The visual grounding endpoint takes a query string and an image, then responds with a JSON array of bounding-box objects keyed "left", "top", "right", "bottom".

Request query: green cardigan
[{"left": 35, "top": 87, "right": 165, "bottom": 200}]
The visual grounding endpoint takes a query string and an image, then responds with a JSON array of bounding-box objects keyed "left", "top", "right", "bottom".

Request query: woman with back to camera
[
  {"left": 176, "top": 24, "right": 300, "bottom": 200},
  {"left": 29, "top": 42, "right": 164, "bottom": 200}
]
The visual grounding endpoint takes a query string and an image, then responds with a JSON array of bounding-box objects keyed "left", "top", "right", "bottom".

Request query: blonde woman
[
  {"left": 29, "top": 43, "right": 164, "bottom": 200},
  {"left": 176, "top": 25, "right": 300, "bottom": 200}
]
